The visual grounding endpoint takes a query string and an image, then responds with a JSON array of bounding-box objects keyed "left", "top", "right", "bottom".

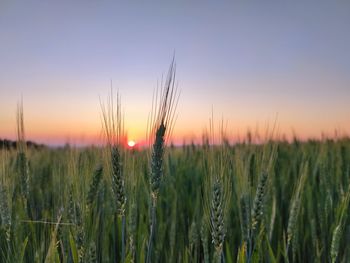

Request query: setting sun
[{"left": 127, "top": 140, "right": 136, "bottom": 148}]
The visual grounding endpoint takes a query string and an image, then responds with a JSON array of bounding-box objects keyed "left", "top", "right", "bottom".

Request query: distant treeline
[{"left": 0, "top": 139, "right": 45, "bottom": 150}]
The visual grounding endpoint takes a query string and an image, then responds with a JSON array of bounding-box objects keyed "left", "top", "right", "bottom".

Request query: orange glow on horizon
[{"left": 1, "top": 116, "right": 350, "bottom": 146}]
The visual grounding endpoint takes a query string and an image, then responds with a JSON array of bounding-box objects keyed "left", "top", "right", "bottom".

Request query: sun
[{"left": 127, "top": 140, "right": 136, "bottom": 148}]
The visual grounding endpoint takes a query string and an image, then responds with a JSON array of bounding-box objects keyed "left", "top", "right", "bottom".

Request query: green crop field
[
  {"left": 1, "top": 132, "right": 350, "bottom": 263},
  {"left": 1, "top": 69, "right": 349, "bottom": 263}
]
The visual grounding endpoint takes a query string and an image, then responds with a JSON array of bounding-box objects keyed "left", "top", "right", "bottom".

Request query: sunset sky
[{"left": 1, "top": 1, "right": 350, "bottom": 146}]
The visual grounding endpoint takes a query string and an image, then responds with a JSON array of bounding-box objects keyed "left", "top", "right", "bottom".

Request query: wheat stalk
[
  {"left": 100, "top": 90, "right": 127, "bottom": 262},
  {"left": 251, "top": 170, "right": 268, "bottom": 231},
  {"left": 146, "top": 59, "right": 178, "bottom": 263},
  {"left": 203, "top": 117, "right": 231, "bottom": 263},
  {"left": 86, "top": 165, "right": 103, "bottom": 208},
  {"left": 0, "top": 183, "right": 11, "bottom": 242},
  {"left": 330, "top": 183, "right": 350, "bottom": 263},
  {"left": 286, "top": 162, "right": 308, "bottom": 254},
  {"left": 210, "top": 178, "right": 226, "bottom": 261}
]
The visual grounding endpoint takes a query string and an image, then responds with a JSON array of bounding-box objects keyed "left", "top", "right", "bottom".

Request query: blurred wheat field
[{"left": 0, "top": 137, "right": 349, "bottom": 263}]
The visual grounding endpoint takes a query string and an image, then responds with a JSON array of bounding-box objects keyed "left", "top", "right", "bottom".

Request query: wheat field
[{"left": 0, "top": 80, "right": 349, "bottom": 263}]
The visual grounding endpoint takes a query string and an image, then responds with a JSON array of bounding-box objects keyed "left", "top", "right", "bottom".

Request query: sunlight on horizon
[{"left": 1, "top": 1, "right": 350, "bottom": 146}]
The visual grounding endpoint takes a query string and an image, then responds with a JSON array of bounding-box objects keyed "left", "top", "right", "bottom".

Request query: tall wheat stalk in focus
[
  {"left": 203, "top": 117, "right": 231, "bottom": 263},
  {"left": 146, "top": 59, "right": 178, "bottom": 263},
  {"left": 101, "top": 90, "right": 126, "bottom": 262}
]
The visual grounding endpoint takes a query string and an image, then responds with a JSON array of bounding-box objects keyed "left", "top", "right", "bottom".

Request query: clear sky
[{"left": 1, "top": 1, "right": 350, "bottom": 145}]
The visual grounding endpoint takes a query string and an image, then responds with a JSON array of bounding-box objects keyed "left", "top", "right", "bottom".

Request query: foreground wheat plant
[
  {"left": 330, "top": 184, "right": 350, "bottom": 263},
  {"left": 203, "top": 120, "right": 231, "bottom": 263},
  {"left": 146, "top": 60, "right": 178, "bottom": 263},
  {"left": 286, "top": 162, "right": 308, "bottom": 261},
  {"left": 210, "top": 178, "right": 226, "bottom": 262},
  {"left": 101, "top": 91, "right": 127, "bottom": 262},
  {"left": 16, "top": 102, "right": 30, "bottom": 216}
]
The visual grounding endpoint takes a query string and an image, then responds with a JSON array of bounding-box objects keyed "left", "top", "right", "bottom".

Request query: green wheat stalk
[
  {"left": 146, "top": 59, "right": 178, "bottom": 263},
  {"left": 101, "top": 90, "right": 127, "bottom": 262},
  {"left": 286, "top": 162, "right": 308, "bottom": 256}
]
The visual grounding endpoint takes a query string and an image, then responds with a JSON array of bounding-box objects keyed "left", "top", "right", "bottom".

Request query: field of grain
[
  {"left": 0, "top": 82, "right": 349, "bottom": 263},
  {"left": 1, "top": 134, "right": 350, "bottom": 263}
]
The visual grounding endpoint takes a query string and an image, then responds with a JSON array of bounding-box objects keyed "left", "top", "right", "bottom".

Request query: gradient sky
[{"left": 1, "top": 1, "right": 350, "bottom": 145}]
